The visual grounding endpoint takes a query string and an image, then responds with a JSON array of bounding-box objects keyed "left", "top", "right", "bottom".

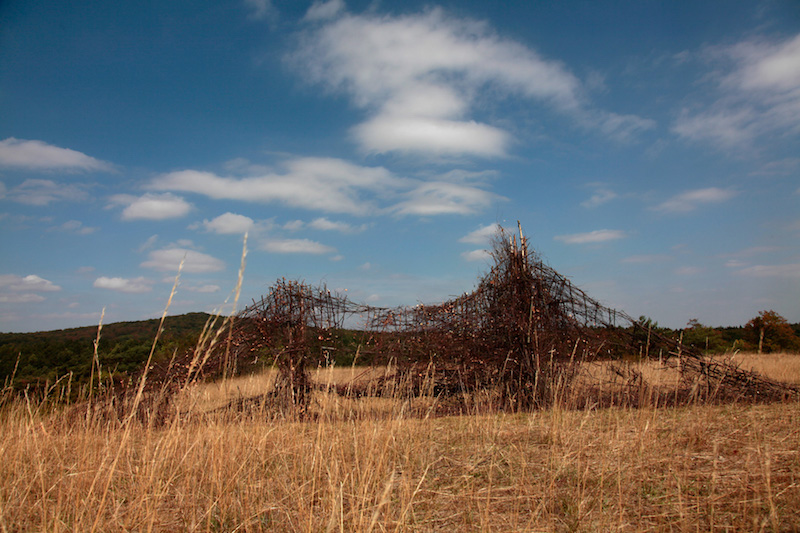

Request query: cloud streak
[
  {"left": 653, "top": 187, "right": 736, "bottom": 213},
  {"left": 554, "top": 229, "right": 627, "bottom": 245},
  {"left": 0, "top": 138, "right": 112, "bottom": 172}
]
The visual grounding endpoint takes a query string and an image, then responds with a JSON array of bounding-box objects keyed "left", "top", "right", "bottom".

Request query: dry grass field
[{"left": 1, "top": 354, "right": 799, "bottom": 532}]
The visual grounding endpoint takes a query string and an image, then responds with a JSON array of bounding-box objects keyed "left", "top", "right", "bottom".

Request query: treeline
[
  {"left": 635, "top": 310, "right": 800, "bottom": 355},
  {"left": 2, "top": 310, "right": 798, "bottom": 394},
  {"left": 0, "top": 313, "right": 214, "bottom": 391}
]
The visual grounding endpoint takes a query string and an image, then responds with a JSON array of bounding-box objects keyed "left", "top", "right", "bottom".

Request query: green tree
[
  {"left": 682, "top": 319, "right": 725, "bottom": 353},
  {"left": 744, "top": 310, "right": 800, "bottom": 353}
]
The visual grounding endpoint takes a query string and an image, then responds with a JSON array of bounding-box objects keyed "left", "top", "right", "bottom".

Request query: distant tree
[
  {"left": 744, "top": 310, "right": 800, "bottom": 353},
  {"left": 682, "top": 318, "right": 725, "bottom": 353}
]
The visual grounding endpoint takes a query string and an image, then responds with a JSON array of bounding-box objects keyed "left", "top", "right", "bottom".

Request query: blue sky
[{"left": 1, "top": 0, "right": 798, "bottom": 333}]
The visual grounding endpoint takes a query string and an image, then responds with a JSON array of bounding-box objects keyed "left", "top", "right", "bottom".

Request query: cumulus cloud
[
  {"left": 0, "top": 138, "right": 113, "bottom": 172},
  {"left": 291, "top": 7, "right": 650, "bottom": 157},
  {"left": 260, "top": 238, "right": 337, "bottom": 254},
  {"left": 673, "top": 33, "right": 800, "bottom": 149},
  {"left": 109, "top": 193, "right": 192, "bottom": 221},
  {"left": 653, "top": 187, "right": 736, "bottom": 213},
  {"left": 93, "top": 276, "right": 154, "bottom": 293},
  {"left": 0, "top": 274, "right": 61, "bottom": 304},
  {"left": 141, "top": 247, "right": 225, "bottom": 273},
  {"left": 554, "top": 229, "right": 627, "bottom": 244},
  {"left": 6, "top": 179, "right": 88, "bottom": 206},
  {"left": 200, "top": 212, "right": 255, "bottom": 234},
  {"left": 0, "top": 274, "right": 61, "bottom": 292}
]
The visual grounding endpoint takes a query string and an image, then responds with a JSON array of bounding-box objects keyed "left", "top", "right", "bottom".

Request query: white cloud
[
  {"left": 0, "top": 293, "right": 46, "bottom": 303},
  {"left": 554, "top": 229, "right": 627, "bottom": 244},
  {"left": 109, "top": 193, "right": 192, "bottom": 221},
  {"left": 153, "top": 157, "right": 502, "bottom": 218},
  {"left": 244, "top": 0, "right": 274, "bottom": 21},
  {"left": 52, "top": 220, "right": 98, "bottom": 235},
  {"left": 141, "top": 248, "right": 226, "bottom": 273},
  {"left": 304, "top": 0, "right": 344, "bottom": 21},
  {"left": 461, "top": 249, "right": 491, "bottom": 262},
  {"left": 653, "top": 187, "right": 736, "bottom": 213},
  {"left": 0, "top": 274, "right": 61, "bottom": 292},
  {"left": 93, "top": 276, "right": 155, "bottom": 293},
  {"left": 0, "top": 138, "right": 112, "bottom": 172},
  {"left": 291, "top": 7, "right": 650, "bottom": 156},
  {"left": 151, "top": 158, "right": 403, "bottom": 215},
  {"left": 6, "top": 179, "right": 88, "bottom": 206},
  {"left": 200, "top": 212, "right": 254, "bottom": 234},
  {"left": 352, "top": 114, "right": 509, "bottom": 157},
  {"left": 260, "top": 238, "right": 336, "bottom": 254},
  {"left": 673, "top": 33, "right": 800, "bottom": 149},
  {"left": 391, "top": 181, "right": 501, "bottom": 216},
  {"left": 309, "top": 217, "right": 366, "bottom": 233},
  {"left": 459, "top": 223, "right": 500, "bottom": 244},
  {"left": 186, "top": 284, "right": 221, "bottom": 293},
  {"left": 581, "top": 187, "right": 618, "bottom": 208}
]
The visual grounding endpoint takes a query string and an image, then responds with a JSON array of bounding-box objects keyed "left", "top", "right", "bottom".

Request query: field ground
[{"left": 1, "top": 353, "right": 799, "bottom": 531}]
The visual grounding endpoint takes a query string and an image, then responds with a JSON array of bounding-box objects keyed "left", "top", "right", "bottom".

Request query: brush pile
[{"left": 105, "top": 225, "right": 798, "bottom": 419}]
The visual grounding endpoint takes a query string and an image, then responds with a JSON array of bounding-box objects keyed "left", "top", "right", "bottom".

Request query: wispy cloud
[
  {"left": 653, "top": 187, "right": 736, "bottom": 213},
  {"left": 673, "top": 33, "right": 800, "bottom": 150},
  {"left": 736, "top": 263, "right": 800, "bottom": 278},
  {"left": 152, "top": 157, "right": 502, "bottom": 217},
  {"left": 581, "top": 186, "right": 618, "bottom": 208},
  {"left": 49, "top": 220, "right": 98, "bottom": 235},
  {"left": 391, "top": 181, "right": 502, "bottom": 216},
  {"left": 309, "top": 217, "right": 367, "bottom": 233},
  {"left": 6, "top": 179, "right": 89, "bottom": 206},
  {"left": 109, "top": 193, "right": 192, "bottom": 221},
  {"left": 0, "top": 138, "right": 113, "bottom": 172},
  {"left": 461, "top": 249, "right": 491, "bottom": 262},
  {"left": 459, "top": 223, "right": 501, "bottom": 244},
  {"left": 151, "top": 158, "right": 402, "bottom": 215},
  {"left": 554, "top": 229, "right": 626, "bottom": 244},
  {"left": 140, "top": 247, "right": 226, "bottom": 273},
  {"left": 243, "top": 0, "right": 275, "bottom": 21},
  {"left": 93, "top": 276, "right": 155, "bottom": 293},
  {"left": 260, "top": 238, "right": 337, "bottom": 254},
  {"left": 291, "top": 7, "right": 651, "bottom": 157}
]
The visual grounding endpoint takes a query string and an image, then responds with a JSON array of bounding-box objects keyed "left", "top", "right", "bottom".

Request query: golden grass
[{"left": 1, "top": 355, "right": 799, "bottom": 531}]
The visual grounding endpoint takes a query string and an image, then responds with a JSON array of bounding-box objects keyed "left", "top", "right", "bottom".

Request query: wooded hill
[
  {"left": 0, "top": 313, "right": 214, "bottom": 389},
  {"left": 1, "top": 312, "right": 798, "bottom": 392}
]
